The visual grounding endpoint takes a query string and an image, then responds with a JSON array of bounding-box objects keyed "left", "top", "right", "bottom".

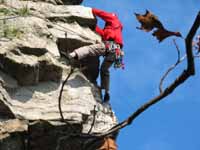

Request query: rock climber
[{"left": 69, "top": 8, "right": 124, "bottom": 102}]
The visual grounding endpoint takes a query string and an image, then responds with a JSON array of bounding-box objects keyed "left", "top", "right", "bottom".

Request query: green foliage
[
  {"left": 15, "top": 6, "right": 30, "bottom": 17},
  {"left": 0, "top": 6, "right": 30, "bottom": 17},
  {"left": 2, "top": 25, "right": 22, "bottom": 39},
  {"left": 0, "top": 8, "right": 13, "bottom": 16},
  {"left": 0, "top": 6, "right": 28, "bottom": 39}
]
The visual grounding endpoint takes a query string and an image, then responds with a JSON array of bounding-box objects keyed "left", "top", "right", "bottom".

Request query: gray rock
[
  {"left": 0, "top": 134, "right": 25, "bottom": 150},
  {"left": 0, "top": 85, "right": 15, "bottom": 119},
  {"left": 61, "top": 0, "right": 83, "bottom": 5},
  {"left": 0, "top": 119, "right": 28, "bottom": 135},
  {"left": 0, "top": 119, "right": 27, "bottom": 150},
  {"left": 0, "top": 1, "right": 118, "bottom": 149},
  {"left": 0, "top": 70, "right": 18, "bottom": 90},
  {"left": 4, "top": 0, "right": 96, "bottom": 27},
  {"left": 2, "top": 71, "right": 117, "bottom": 133},
  {"left": 0, "top": 47, "right": 63, "bottom": 86},
  {"left": 19, "top": 0, "right": 83, "bottom": 5}
]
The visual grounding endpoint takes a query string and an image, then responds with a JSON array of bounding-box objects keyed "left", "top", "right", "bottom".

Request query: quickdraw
[
  {"left": 114, "top": 48, "right": 125, "bottom": 69},
  {"left": 104, "top": 41, "right": 125, "bottom": 69}
]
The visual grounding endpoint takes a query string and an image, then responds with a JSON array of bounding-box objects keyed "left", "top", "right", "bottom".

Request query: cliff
[{"left": 0, "top": 0, "right": 118, "bottom": 149}]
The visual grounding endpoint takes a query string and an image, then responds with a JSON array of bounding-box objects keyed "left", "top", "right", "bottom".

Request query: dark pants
[
  {"left": 81, "top": 56, "right": 100, "bottom": 85},
  {"left": 73, "top": 42, "right": 115, "bottom": 91},
  {"left": 100, "top": 57, "right": 114, "bottom": 91}
]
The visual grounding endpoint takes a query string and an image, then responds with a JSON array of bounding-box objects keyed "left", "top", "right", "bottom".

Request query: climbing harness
[
  {"left": 104, "top": 41, "right": 125, "bottom": 69},
  {"left": 114, "top": 48, "right": 124, "bottom": 69}
]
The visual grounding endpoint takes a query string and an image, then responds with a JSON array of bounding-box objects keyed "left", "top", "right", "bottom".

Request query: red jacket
[{"left": 92, "top": 8, "right": 123, "bottom": 47}]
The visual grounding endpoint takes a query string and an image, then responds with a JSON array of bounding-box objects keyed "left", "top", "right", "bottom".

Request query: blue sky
[{"left": 83, "top": 1, "right": 200, "bottom": 150}]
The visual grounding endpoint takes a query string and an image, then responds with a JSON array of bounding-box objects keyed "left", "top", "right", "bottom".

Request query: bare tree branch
[
  {"left": 185, "top": 12, "right": 200, "bottom": 74},
  {"left": 173, "top": 39, "right": 181, "bottom": 60},
  {"left": 159, "top": 37, "right": 200, "bottom": 93},
  {"left": 91, "top": 11, "right": 200, "bottom": 138},
  {"left": 159, "top": 39, "right": 186, "bottom": 93}
]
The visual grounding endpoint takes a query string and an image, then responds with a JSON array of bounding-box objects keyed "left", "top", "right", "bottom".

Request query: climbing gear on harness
[
  {"left": 114, "top": 48, "right": 124, "bottom": 69},
  {"left": 104, "top": 41, "right": 120, "bottom": 53},
  {"left": 104, "top": 41, "right": 125, "bottom": 69}
]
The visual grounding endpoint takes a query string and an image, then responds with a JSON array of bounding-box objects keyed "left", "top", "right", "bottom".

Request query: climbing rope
[{"left": 58, "top": 66, "right": 75, "bottom": 123}]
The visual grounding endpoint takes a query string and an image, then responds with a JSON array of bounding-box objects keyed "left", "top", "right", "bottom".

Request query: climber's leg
[{"left": 70, "top": 43, "right": 106, "bottom": 60}]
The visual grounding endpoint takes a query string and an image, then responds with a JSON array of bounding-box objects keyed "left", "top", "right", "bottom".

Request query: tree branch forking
[
  {"left": 160, "top": 32, "right": 200, "bottom": 93},
  {"left": 159, "top": 39, "right": 186, "bottom": 93}
]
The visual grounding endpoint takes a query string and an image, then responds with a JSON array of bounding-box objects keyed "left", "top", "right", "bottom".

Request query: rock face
[
  {"left": 32, "top": 0, "right": 83, "bottom": 5},
  {"left": 0, "top": 119, "right": 27, "bottom": 150},
  {"left": 0, "top": 0, "right": 118, "bottom": 150}
]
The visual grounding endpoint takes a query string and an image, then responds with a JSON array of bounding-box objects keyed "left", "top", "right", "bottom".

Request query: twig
[
  {"left": 159, "top": 38, "right": 200, "bottom": 93},
  {"left": 159, "top": 39, "right": 185, "bottom": 93},
  {"left": 159, "top": 55, "right": 186, "bottom": 93},
  {"left": 173, "top": 39, "right": 181, "bottom": 60}
]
